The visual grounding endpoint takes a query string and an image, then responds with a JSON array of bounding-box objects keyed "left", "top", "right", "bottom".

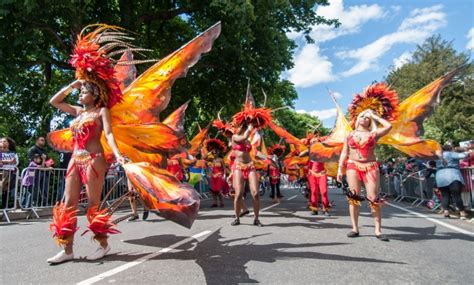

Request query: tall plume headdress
[
  {"left": 231, "top": 82, "right": 272, "bottom": 130},
  {"left": 70, "top": 24, "right": 155, "bottom": 108},
  {"left": 348, "top": 83, "right": 399, "bottom": 128}
]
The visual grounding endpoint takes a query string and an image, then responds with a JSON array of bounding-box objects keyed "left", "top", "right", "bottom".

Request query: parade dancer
[
  {"left": 229, "top": 90, "right": 272, "bottom": 226},
  {"left": 306, "top": 134, "right": 331, "bottom": 216},
  {"left": 205, "top": 138, "right": 227, "bottom": 207},
  {"left": 46, "top": 23, "right": 221, "bottom": 263},
  {"left": 335, "top": 70, "right": 462, "bottom": 240},
  {"left": 268, "top": 144, "right": 285, "bottom": 203},
  {"left": 48, "top": 78, "right": 126, "bottom": 263},
  {"left": 337, "top": 108, "right": 392, "bottom": 241}
]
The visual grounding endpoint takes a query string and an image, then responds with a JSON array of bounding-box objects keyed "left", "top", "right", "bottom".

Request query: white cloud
[
  {"left": 467, "top": 28, "right": 474, "bottom": 50},
  {"left": 296, "top": 108, "right": 337, "bottom": 120},
  {"left": 393, "top": 51, "right": 412, "bottom": 69},
  {"left": 337, "top": 4, "right": 446, "bottom": 77},
  {"left": 294, "top": 0, "right": 385, "bottom": 43},
  {"left": 287, "top": 44, "right": 336, "bottom": 88},
  {"left": 391, "top": 5, "right": 401, "bottom": 14}
]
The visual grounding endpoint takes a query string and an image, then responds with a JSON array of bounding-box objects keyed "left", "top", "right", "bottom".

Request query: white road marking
[
  {"left": 77, "top": 230, "right": 213, "bottom": 285},
  {"left": 386, "top": 202, "right": 474, "bottom": 237},
  {"left": 77, "top": 195, "right": 296, "bottom": 284},
  {"left": 287, "top": 195, "right": 297, "bottom": 201}
]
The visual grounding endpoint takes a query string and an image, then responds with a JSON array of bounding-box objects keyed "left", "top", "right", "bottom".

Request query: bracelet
[{"left": 62, "top": 86, "right": 73, "bottom": 94}]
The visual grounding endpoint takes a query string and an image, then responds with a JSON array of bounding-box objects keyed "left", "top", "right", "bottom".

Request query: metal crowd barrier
[
  {"left": 1, "top": 167, "right": 20, "bottom": 223},
  {"left": 12, "top": 167, "right": 129, "bottom": 222},
  {"left": 379, "top": 168, "right": 473, "bottom": 211}
]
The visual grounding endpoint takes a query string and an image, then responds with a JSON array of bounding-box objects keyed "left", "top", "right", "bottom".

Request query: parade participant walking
[
  {"left": 205, "top": 138, "right": 227, "bottom": 208},
  {"left": 229, "top": 88, "right": 272, "bottom": 227},
  {"left": 45, "top": 23, "right": 221, "bottom": 264},
  {"left": 337, "top": 108, "right": 392, "bottom": 241},
  {"left": 48, "top": 77, "right": 126, "bottom": 263},
  {"left": 268, "top": 144, "right": 285, "bottom": 203}
]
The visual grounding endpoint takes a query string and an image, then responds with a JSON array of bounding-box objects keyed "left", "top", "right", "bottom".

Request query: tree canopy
[
  {"left": 0, "top": 0, "right": 338, "bottom": 152},
  {"left": 376, "top": 35, "right": 473, "bottom": 161}
]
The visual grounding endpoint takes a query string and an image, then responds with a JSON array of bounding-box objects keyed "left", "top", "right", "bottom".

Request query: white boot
[
  {"left": 47, "top": 250, "right": 74, "bottom": 264},
  {"left": 87, "top": 245, "right": 111, "bottom": 261}
]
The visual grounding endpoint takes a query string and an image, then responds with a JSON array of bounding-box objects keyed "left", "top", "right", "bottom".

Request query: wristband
[{"left": 62, "top": 86, "right": 73, "bottom": 94}]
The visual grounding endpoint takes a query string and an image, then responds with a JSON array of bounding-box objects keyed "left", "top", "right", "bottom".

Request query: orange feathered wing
[
  {"left": 114, "top": 51, "right": 137, "bottom": 91},
  {"left": 378, "top": 67, "right": 461, "bottom": 159},
  {"left": 47, "top": 129, "right": 74, "bottom": 152},
  {"left": 48, "top": 24, "right": 221, "bottom": 156},
  {"left": 110, "top": 22, "right": 222, "bottom": 125},
  {"left": 309, "top": 94, "right": 351, "bottom": 162},
  {"left": 267, "top": 122, "right": 308, "bottom": 153},
  {"left": 123, "top": 162, "right": 200, "bottom": 228},
  {"left": 188, "top": 125, "right": 210, "bottom": 157}
]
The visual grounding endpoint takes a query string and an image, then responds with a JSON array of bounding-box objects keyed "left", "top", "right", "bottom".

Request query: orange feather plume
[{"left": 49, "top": 203, "right": 79, "bottom": 247}]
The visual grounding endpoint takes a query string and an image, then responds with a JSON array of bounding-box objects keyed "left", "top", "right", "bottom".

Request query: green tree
[
  {"left": 385, "top": 35, "right": 473, "bottom": 148},
  {"left": 0, "top": 0, "right": 338, "bottom": 151}
]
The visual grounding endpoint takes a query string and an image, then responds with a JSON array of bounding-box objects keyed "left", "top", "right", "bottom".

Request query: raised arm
[
  {"left": 369, "top": 111, "right": 392, "bottom": 139},
  {"left": 50, "top": 80, "right": 83, "bottom": 116},
  {"left": 232, "top": 124, "right": 253, "bottom": 143},
  {"left": 336, "top": 135, "right": 349, "bottom": 182},
  {"left": 101, "top": 108, "right": 125, "bottom": 164}
]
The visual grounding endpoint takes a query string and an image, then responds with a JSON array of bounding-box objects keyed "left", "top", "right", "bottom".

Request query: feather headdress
[{"left": 348, "top": 83, "right": 399, "bottom": 127}]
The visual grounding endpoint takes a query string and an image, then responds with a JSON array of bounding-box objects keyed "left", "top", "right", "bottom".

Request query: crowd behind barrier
[
  {"left": 1, "top": 165, "right": 473, "bottom": 223},
  {"left": 379, "top": 167, "right": 473, "bottom": 211}
]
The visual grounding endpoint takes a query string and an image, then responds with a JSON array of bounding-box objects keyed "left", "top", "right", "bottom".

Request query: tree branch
[
  {"left": 23, "top": 20, "right": 70, "bottom": 51},
  {"left": 138, "top": 7, "right": 195, "bottom": 24}
]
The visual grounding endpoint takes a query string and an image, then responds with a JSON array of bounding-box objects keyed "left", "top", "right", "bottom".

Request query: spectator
[
  {"left": 21, "top": 154, "right": 43, "bottom": 208},
  {"left": 435, "top": 144, "right": 471, "bottom": 219},
  {"left": 392, "top": 157, "right": 406, "bottom": 196},
  {"left": 56, "top": 151, "right": 72, "bottom": 201},
  {"left": 28, "top": 136, "right": 49, "bottom": 161},
  {"left": 28, "top": 136, "right": 51, "bottom": 206},
  {"left": 0, "top": 137, "right": 19, "bottom": 209}
]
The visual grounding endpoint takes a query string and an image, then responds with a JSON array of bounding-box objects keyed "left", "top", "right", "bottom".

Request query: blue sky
[{"left": 285, "top": 0, "right": 474, "bottom": 127}]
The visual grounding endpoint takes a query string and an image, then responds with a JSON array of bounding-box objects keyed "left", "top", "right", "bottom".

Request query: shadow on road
[{"left": 121, "top": 228, "right": 406, "bottom": 284}]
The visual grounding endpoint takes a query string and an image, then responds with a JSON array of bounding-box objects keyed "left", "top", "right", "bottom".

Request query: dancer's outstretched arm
[{"left": 50, "top": 80, "right": 82, "bottom": 116}]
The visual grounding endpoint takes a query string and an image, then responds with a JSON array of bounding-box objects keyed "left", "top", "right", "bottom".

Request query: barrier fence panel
[
  {"left": 460, "top": 167, "right": 473, "bottom": 209},
  {"left": 379, "top": 168, "right": 472, "bottom": 211},
  {"left": 1, "top": 167, "right": 20, "bottom": 222},
  {"left": 4, "top": 165, "right": 472, "bottom": 223}
]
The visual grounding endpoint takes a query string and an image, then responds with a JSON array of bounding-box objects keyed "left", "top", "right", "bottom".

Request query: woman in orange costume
[
  {"left": 213, "top": 118, "right": 250, "bottom": 216},
  {"left": 229, "top": 98, "right": 272, "bottom": 227},
  {"left": 167, "top": 154, "right": 186, "bottom": 182},
  {"left": 205, "top": 138, "right": 227, "bottom": 207},
  {"left": 268, "top": 144, "right": 285, "bottom": 203},
  {"left": 45, "top": 23, "right": 221, "bottom": 264},
  {"left": 48, "top": 79, "right": 125, "bottom": 263},
  {"left": 337, "top": 85, "right": 394, "bottom": 242},
  {"left": 305, "top": 133, "right": 331, "bottom": 216}
]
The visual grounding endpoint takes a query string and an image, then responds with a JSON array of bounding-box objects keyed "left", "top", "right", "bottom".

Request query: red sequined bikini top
[
  {"left": 348, "top": 131, "right": 375, "bottom": 159},
  {"left": 70, "top": 110, "right": 100, "bottom": 150},
  {"left": 232, "top": 141, "right": 251, "bottom": 152}
]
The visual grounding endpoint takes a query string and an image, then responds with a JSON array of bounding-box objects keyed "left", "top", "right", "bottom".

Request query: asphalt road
[{"left": 1, "top": 187, "right": 473, "bottom": 284}]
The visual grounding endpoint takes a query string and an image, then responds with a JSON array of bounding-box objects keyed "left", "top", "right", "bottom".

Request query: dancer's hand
[
  {"left": 116, "top": 154, "right": 128, "bottom": 165},
  {"left": 336, "top": 170, "right": 343, "bottom": 183},
  {"left": 70, "top": 80, "right": 83, "bottom": 89}
]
